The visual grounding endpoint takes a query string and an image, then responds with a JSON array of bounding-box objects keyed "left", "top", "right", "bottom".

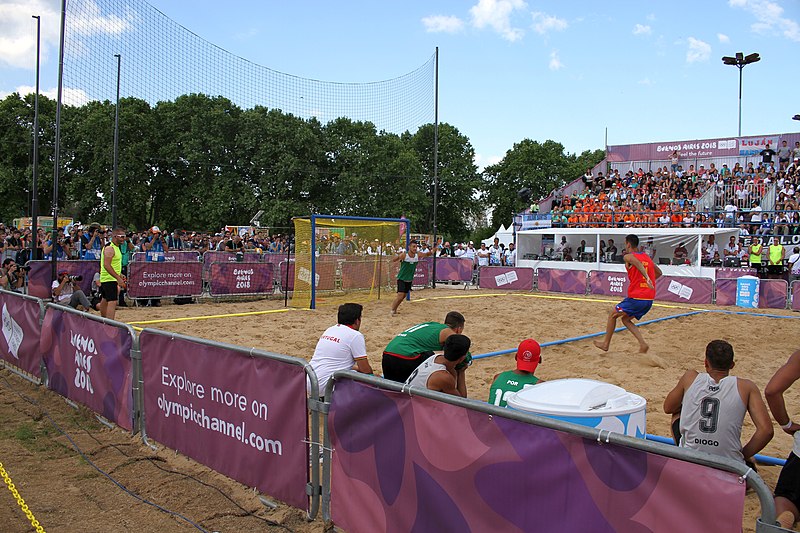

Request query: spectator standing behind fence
[
  {"left": 670, "top": 151, "right": 679, "bottom": 174},
  {"left": 167, "top": 229, "right": 185, "bottom": 250},
  {"left": 788, "top": 247, "right": 800, "bottom": 283},
  {"left": 81, "top": 223, "right": 103, "bottom": 260},
  {"left": 404, "top": 334, "right": 472, "bottom": 397},
  {"left": 307, "top": 303, "right": 373, "bottom": 398},
  {"left": 765, "top": 349, "right": 800, "bottom": 530},
  {"left": 43, "top": 229, "right": 69, "bottom": 260},
  {"left": 664, "top": 340, "right": 773, "bottom": 466},
  {"left": 99, "top": 228, "right": 127, "bottom": 320},
  {"left": 504, "top": 242, "right": 517, "bottom": 266},
  {"left": 390, "top": 240, "right": 432, "bottom": 317},
  {"left": 488, "top": 339, "right": 543, "bottom": 407}
]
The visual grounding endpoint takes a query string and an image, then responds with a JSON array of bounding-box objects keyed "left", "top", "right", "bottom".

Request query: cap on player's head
[
  {"left": 516, "top": 339, "right": 541, "bottom": 373},
  {"left": 443, "top": 334, "right": 471, "bottom": 362}
]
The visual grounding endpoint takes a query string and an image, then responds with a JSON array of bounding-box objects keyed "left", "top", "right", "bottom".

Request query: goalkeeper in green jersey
[{"left": 390, "top": 240, "right": 432, "bottom": 316}]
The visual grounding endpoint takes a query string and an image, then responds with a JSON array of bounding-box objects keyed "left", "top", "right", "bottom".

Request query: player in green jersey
[
  {"left": 488, "top": 339, "right": 543, "bottom": 407},
  {"left": 382, "top": 311, "right": 465, "bottom": 382},
  {"left": 390, "top": 240, "right": 432, "bottom": 316}
]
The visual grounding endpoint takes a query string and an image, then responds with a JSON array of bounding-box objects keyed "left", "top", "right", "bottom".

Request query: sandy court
[{"left": 2, "top": 288, "right": 799, "bottom": 531}]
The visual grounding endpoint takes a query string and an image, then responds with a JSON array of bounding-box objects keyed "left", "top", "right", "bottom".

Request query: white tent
[{"left": 482, "top": 224, "right": 514, "bottom": 247}]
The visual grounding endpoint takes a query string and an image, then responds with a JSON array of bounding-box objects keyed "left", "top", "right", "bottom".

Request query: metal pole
[
  {"left": 431, "top": 47, "right": 439, "bottom": 289},
  {"left": 31, "top": 15, "right": 41, "bottom": 260},
  {"left": 738, "top": 65, "right": 743, "bottom": 137},
  {"left": 51, "top": 0, "right": 67, "bottom": 282},
  {"left": 112, "top": 54, "right": 121, "bottom": 229}
]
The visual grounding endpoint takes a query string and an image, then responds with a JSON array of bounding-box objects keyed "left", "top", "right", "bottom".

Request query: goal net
[{"left": 292, "top": 216, "right": 410, "bottom": 308}]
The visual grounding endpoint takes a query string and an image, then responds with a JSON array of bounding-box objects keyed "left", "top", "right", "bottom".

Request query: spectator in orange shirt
[{"left": 670, "top": 212, "right": 683, "bottom": 226}]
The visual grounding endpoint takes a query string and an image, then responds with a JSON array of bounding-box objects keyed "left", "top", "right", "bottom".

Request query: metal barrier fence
[
  {"left": 322, "top": 371, "right": 776, "bottom": 531},
  {"left": 0, "top": 289, "right": 46, "bottom": 383}
]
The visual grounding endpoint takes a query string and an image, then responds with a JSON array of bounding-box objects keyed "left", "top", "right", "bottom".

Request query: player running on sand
[
  {"left": 390, "top": 240, "right": 432, "bottom": 316},
  {"left": 594, "top": 234, "right": 662, "bottom": 353}
]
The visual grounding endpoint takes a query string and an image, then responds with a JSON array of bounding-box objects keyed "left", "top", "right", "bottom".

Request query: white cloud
[
  {"left": 422, "top": 15, "right": 465, "bottom": 34},
  {"left": 729, "top": 0, "right": 800, "bottom": 41},
  {"left": 0, "top": 0, "right": 137, "bottom": 69},
  {"left": 633, "top": 24, "right": 652, "bottom": 36},
  {"left": 717, "top": 33, "right": 730, "bottom": 43},
  {"left": 646, "top": 13, "right": 656, "bottom": 21},
  {"left": 475, "top": 153, "right": 502, "bottom": 171},
  {"left": 0, "top": 85, "right": 91, "bottom": 106},
  {"left": 548, "top": 50, "right": 563, "bottom": 70},
  {"left": 469, "top": 0, "right": 527, "bottom": 42},
  {"left": 531, "top": 11, "right": 568, "bottom": 35},
  {"left": 686, "top": 37, "right": 711, "bottom": 63},
  {"left": 638, "top": 78, "right": 654, "bottom": 86}
]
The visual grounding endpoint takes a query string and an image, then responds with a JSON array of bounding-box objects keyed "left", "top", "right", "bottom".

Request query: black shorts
[
  {"left": 100, "top": 281, "right": 119, "bottom": 301},
  {"left": 775, "top": 452, "right": 800, "bottom": 509},
  {"left": 397, "top": 279, "right": 413, "bottom": 294},
  {"left": 382, "top": 351, "right": 434, "bottom": 383}
]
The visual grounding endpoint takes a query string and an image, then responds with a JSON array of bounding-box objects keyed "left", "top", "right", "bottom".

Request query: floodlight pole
[
  {"left": 431, "top": 47, "right": 439, "bottom": 289},
  {"left": 112, "top": 53, "right": 121, "bottom": 229},
  {"left": 51, "top": 0, "right": 67, "bottom": 281},
  {"left": 31, "top": 15, "right": 41, "bottom": 260},
  {"left": 721, "top": 52, "right": 760, "bottom": 137}
]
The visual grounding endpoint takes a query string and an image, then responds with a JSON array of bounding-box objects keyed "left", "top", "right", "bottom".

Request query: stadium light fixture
[
  {"left": 793, "top": 114, "right": 800, "bottom": 121},
  {"left": 721, "top": 52, "right": 760, "bottom": 137}
]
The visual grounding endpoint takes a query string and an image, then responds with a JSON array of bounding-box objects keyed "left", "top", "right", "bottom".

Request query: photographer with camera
[
  {"left": 0, "top": 258, "right": 26, "bottom": 293},
  {"left": 52, "top": 271, "right": 93, "bottom": 310},
  {"left": 98, "top": 227, "right": 128, "bottom": 319},
  {"left": 81, "top": 223, "right": 104, "bottom": 260},
  {"left": 43, "top": 229, "right": 71, "bottom": 260}
]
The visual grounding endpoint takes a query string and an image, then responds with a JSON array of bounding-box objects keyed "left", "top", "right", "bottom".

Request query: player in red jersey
[{"left": 594, "top": 234, "right": 662, "bottom": 353}]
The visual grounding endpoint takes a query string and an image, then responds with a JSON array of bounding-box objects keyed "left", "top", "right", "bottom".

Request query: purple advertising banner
[
  {"left": 328, "top": 379, "right": 745, "bottom": 533},
  {"left": 0, "top": 291, "right": 43, "bottom": 377},
  {"left": 716, "top": 278, "right": 788, "bottom": 308},
  {"left": 433, "top": 257, "right": 473, "bottom": 282},
  {"left": 279, "top": 262, "right": 294, "bottom": 292},
  {"left": 40, "top": 308, "right": 133, "bottom": 430},
  {"left": 589, "top": 271, "right": 629, "bottom": 297},
  {"left": 794, "top": 282, "right": 800, "bottom": 311},
  {"left": 202, "top": 251, "right": 263, "bottom": 280},
  {"left": 479, "top": 266, "right": 534, "bottom": 290},
  {"left": 537, "top": 268, "right": 587, "bottom": 294},
  {"left": 209, "top": 262, "right": 274, "bottom": 296},
  {"left": 132, "top": 251, "right": 200, "bottom": 262},
  {"left": 127, "top": 261, "right": 203, "bottom": 298},
  {"left": 26, "top": 260, "right": 98, "bottom": 300},
  {"left": 716, "top": 267, "right": 757, "bottom": 279},
  {"left": 413, "top": 258, "right": 431, "bottom": 287},
  {"left": 655, "top": 276, "right": 713, "bottom": 304},
  {"left": 341, "top": 260, "right": 391, "bottom": 290},
  {"left": 139, "top": 331, "right": 308, "bottom": 509},
  {"left": 607, "top": 132, "right": 799, "bottom": 162}
]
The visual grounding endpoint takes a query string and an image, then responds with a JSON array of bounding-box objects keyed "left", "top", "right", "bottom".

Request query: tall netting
[
  {"left": 62, "top": 0, "right": 435, "bottom": 133},
  {"left": 293, "top": 217, "right": 408, "bottom": 309}
]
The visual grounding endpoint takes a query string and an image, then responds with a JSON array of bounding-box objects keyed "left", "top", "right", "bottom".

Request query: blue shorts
[{"left": 615, "top": 298, "right": 653, "bottom": 320}]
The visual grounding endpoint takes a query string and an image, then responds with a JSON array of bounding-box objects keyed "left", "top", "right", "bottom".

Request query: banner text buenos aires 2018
[{"left": 139, "top": 331, "right": 308, "bottom": 510}]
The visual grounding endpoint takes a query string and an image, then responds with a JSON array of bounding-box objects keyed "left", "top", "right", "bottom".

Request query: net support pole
[
  {"left": 112, "top": 53, "right": 121, "bottom": 229},
  {"left": 31, "top": 15, "right": 41, "bottom": 261},
  {"left": 431, "top": 46, "right": 439, "bottom": 289},
  {"left": 310, "top": 215, "right": 317, "bottom": 309},
  {"left": 51, "top": 0, "right": 67, "bottom": 282},
  {"left": 284, "top": 231, "right": 290, "bottom": 308}
]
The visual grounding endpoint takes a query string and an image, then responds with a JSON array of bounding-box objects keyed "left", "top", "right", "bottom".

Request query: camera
[
  {"left": 18, "top": 265, "right": 31, "bottom": 272},
  {"left": 69, "top": 274, "right": 83, "bottom": 282}
]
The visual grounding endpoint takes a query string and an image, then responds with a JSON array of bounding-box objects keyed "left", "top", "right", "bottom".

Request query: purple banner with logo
[
  {"left": 432, "top": 257, "right": 473, "bottom": 282},
  {"left": 209, "top": 262, "right": 274, "bottom": 296},
  {"left": 128, "top": 261, "right": 203, "bottom": 298},
  {"left": 479, "top": 266, "right": 534, "bottom": 290},
  {"left": 716, "top": 267, "right": 757, "bottom": 279},
  {"left": 26, "top": 260, "right": 98, "bottom": 300},
  {"left": 413, "top": 258, "right": 431, "bottom": 288},
  {"left": 132, "top": 251, "right": 200, "bottom": 262},
  {"left": 0, "top": 291, "right": 42, "bottom": 377},
  {"left": 40, "top": 308, "right": 133, "bottom": 430},
  {"left": 537, "top": 268, "right": 587, "bottom": 294},
  {"left": 655, "top": 276, "right": 713, "bottom": 304},
  {"left": 607, "top": 132, "right": 799, "bottom": 161},
  {"left": 589, "top": 271, "right": 630, "bottom": 297},
  {"left": 716, "top": 278, "right": 788, "bottom": 308},
  {"left": 328, "top": 379, "right": 745, "bottom": 533},
  {"left": 202, "top": 251, "right": 263, "bottom": 279},
  {"left": 793, "top": 282, "right": 800, "bottom": 311},
  {"left": 279, "top": 262, "right": 294, "bottom": 292},
  {"left": 139, "top": 331, "right": 308, "bottom": 509},
  {"left": 341, "top": 260, "right": 391, "bottom": 290}
]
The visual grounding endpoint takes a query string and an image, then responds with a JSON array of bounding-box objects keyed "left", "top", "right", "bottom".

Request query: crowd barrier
[
  {"left": 26, "top": 260, "right": 98, "bottom": 300},
  {"left": 322, "top": 371, "right": 775, "bottom": 532},
  {"left": 793, "top": 281, "right": 800, "bottom": 311},
  {"left": 716, "top": 278, "right": 788, "bottom": 309},
  {"left": 0, "top": 289, "right": 45, "bottom": 381},
  {"left": 209, "top": 262, "right": 275, "bottom": 296},
  {"left": 139, "top": 329, "right": 317, "bottom": 513},
  {"left": 0, "top": 288, "right": 783, "bottom": 529},
  {"left": 127, "top": 261, "right": 204, "bottom": 299},
  {"left": 431, "top": 257, "right": 473, "bottom": 282},
  {"left": 131, "top": 251, "right": 200, "bottom": 262}
]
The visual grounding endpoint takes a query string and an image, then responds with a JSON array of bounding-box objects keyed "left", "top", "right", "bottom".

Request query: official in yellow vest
[
  {"left": 769, "top": 239, "right": 786, "bottom": 265},
  {"left": 99, "top": 228, "right": 128, "bottom": 320},
  {"left": 749, "top": 237, "right": 763, "bottom": 270}
]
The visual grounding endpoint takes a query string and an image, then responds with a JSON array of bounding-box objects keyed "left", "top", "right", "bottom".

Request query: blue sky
[{"left": 1, "top": 0, "right": 799, "bottom": 169}]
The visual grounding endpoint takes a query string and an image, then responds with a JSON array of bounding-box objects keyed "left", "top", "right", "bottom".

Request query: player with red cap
[{"left": 488, "top": 339, "right": 543, "bottom": 407}]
